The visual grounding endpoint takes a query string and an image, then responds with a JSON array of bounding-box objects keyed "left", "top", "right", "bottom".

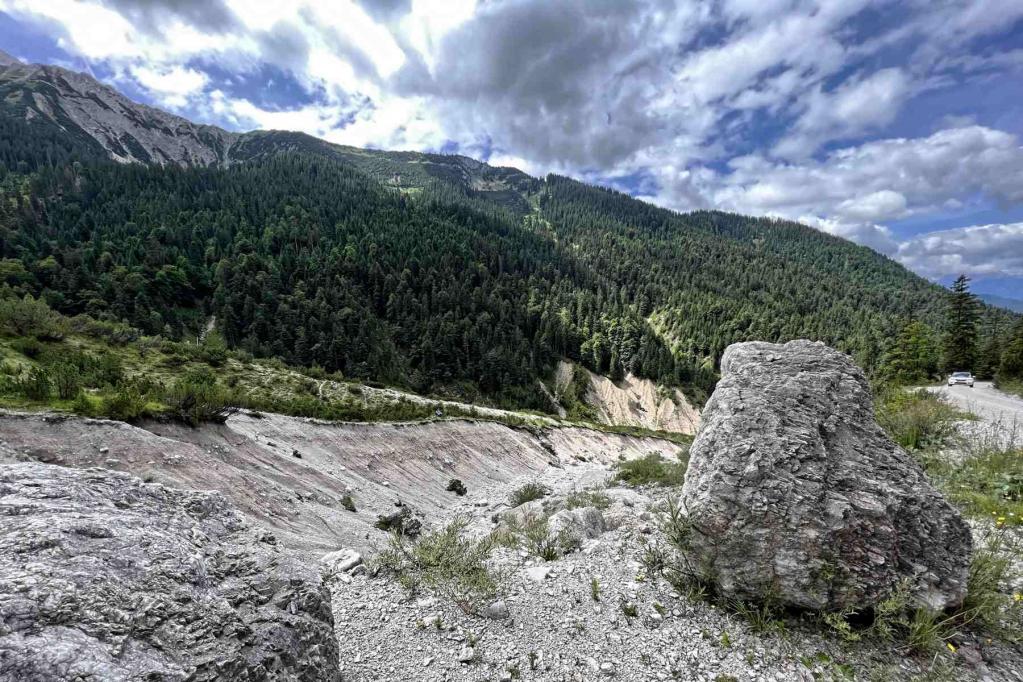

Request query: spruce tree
[
  {"left": 997, "top": 319, "right": 1023, "bottom": 384},
  {"left": 975, "top": 315, "right": 1003, "bottom": 380},
  {"left": 942, "top": 275, "right": 980, "bottom": 373},
  {"left": 886, "top": 321, "right": 938, "bottom": 384}
]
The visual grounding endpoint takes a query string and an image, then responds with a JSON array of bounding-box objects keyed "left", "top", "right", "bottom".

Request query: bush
[
  {"left": 71, "top": 390, "right": 99, "bottom": 416},
  {"left": 0, "top": 294, "right": 66, "bottom": 340},
  {"left": 615, "top": 452, "right": 688, "bottom": 487},
  {"left": 446, "top": 478, "right": 468, "bottom": 496},
  {"left": 51, "top": 361, "right": 81, "bottom": 400},
  {"left": 102, "top": 380, "right": 151, "bottom": 421},
  {"left": 565, "top": 488, "right": 612, "bottom": 510},
  {"left": 10, "top": 337, "right": 43, "bottom": 359},
  {"left": 16, "top": 366, "right": 51, "bottom": 401},
  {"left": 164, "top": 367, "right": 236, "bottom": 426},
  {"left": 509, "top": 482, "right": 549, "bottom": 507},
  {"left": 200, "top": 332, "right": 229, "bottom": 367},
  {"left": 875, "top": 388, "right": 965, "bottom": 451},
  {"left": 376, "top": 517, "right": 499, "bottom": 614}
]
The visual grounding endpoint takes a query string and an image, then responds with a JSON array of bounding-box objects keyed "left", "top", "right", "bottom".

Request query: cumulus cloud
[
  {"left": 129, "top": 64, "right": 208, "bottom": 107},
  {"left": 897, "top": 223, "right": 1023, "bottom": 279},
  {"left": 2, "top": 0, "right": 1023, "bottom": 284},
  {"left": 696, "top": 126, "right": 1023, "bottom": 222},
  {"left": 773, "top": 68, "right": 912, "bottom": 159}
]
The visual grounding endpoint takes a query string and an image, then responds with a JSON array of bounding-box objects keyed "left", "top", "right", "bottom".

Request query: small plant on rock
[
  {"left": 509, "top": 482, "right": 550, "bottom": 507},
  {"left": 565, "top": 488, "right": 612, "bottom": 510},
  {"left": 375, "top": 517, "right": 499, "bottom": 615},
  {"left": 340, "top": 493, "right": 356, "bottom": 512}
]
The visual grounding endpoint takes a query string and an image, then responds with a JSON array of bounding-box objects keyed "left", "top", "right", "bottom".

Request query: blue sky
[{"left": 2, "top": 0, "right": 1023, "bottom": 298}]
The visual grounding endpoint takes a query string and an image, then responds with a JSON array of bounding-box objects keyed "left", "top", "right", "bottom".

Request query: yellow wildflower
[
  {"left": 946, "top": 642, "right": 957, "bottom": 654},
  {"left": 1014, "top": 593, "right": 1022, "bottom": 603}
]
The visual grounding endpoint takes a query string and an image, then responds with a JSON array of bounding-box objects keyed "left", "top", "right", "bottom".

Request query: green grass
[
  {"left": 615, "top": 452, "right": 688, "bottom": 487},
  {"left": 996, "top": 378, "right": 1023, "bottom": 399},
  {"left": 921, "top": 448, "right": 1023, "bottom": 524},
  {"left": 875, "top": 387, "right": 972, "bottom": 451},
  {"left": 564, "top": 488, "right": 612, "bottom": 510}
]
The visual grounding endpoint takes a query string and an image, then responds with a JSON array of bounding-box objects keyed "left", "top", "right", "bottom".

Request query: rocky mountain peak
[{"left": 0, "top": 58, "right": 237, "bottom": 166}]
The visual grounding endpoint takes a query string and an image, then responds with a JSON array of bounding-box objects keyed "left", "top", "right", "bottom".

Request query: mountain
[
  {"left": 1, "top": 54, "right": 1015, "bottom": 406},
  {"left": 980, "top": 293, "right": 1023, "bottom": 314}
]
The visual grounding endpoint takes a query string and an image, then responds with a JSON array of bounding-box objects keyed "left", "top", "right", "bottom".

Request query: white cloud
[
  {"left": 897, "top": 223, "right": 1023, "bottom": 279},
  {"left": 129, "top": 64, "right": 208, "bottom": 107},
  {"left": 668, "top": 125, "right": 1023, "bottom": 222},
  {"left": 3, "top": 0, "right": 1023, "bottom": 283},
  {"left": 773, "top": 67, "right": 912, "bottom": 158}
]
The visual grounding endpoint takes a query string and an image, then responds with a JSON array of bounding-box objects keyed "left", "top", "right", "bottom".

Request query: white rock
[
  {"left": 523, "top": 566, "right": 551, "bottom": 583},
  {"left": 457, "top": 646, "right": 475, "bottom": 663},
  {"left": 320, "top": 549, "right": 363, "bottom": 573}
]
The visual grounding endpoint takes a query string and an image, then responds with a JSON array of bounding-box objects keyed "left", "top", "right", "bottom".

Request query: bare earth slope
[{"left": 0, "top": 411, "right": 684, "bottom": 557}]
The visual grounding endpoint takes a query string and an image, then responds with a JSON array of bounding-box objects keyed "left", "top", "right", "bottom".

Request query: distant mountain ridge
[
  {"left": 980, "top": 294, "right": 1023, "bottom": 313},
  {"left": 0, "top": 52, "right": 535, "bottom": 203}
]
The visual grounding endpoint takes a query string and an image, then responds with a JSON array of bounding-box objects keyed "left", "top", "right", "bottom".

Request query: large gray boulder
[
  {"left": 680, "top": 340, "right": 971, "bottom": 611},
  {"left": 0, "top": 463, "right": 341, "bottom": 681}
]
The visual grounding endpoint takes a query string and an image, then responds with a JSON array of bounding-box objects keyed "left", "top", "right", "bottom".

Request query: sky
[{"left": 2, "top": 0, "right": 1023, "bottom": 298}]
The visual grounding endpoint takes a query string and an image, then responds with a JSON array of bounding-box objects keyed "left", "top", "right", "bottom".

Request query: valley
[{"left": 1, "top": 41, "right": 1023, "bottom": 682}]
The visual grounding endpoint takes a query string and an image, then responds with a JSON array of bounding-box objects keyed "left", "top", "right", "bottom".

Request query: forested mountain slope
[{"left": 1, "top": 53, "right": 1009, "bottom": 407}]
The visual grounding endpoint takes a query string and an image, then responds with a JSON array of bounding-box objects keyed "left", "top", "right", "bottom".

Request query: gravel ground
[{"left": 327, "top": 461, "right": 1023, "bottom": 681}]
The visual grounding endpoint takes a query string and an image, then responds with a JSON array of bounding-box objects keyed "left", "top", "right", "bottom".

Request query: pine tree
[
  {"left": 975, "top": 316, "right": 1003, "bottom": 380},
  {"left": 997, "top": 319, "right": 1023, "bottom": 384},
  {"left": 886, "top": 321, "right": 938, "bottom": 384},
  {"left": 942, "top": 275, "right": 980, "bottom": 373}
]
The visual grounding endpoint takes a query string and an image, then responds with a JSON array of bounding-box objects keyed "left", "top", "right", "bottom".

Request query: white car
[{"left": 947, "top": 371, "right": 974, "bottom": 387}]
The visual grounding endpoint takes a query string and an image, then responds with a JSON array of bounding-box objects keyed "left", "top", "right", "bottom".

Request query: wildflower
[
  {"left": 946, "top": 642, "right": 957, "bottom": 654},
  {"left": 996, "top": 516, "right": 1006, "bottom": 527},
  {"left": 1014, "top": 593, "right": 1022, "bottom": 603}
]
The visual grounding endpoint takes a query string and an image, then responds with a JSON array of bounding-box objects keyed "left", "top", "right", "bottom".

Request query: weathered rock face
[
  {"left": 680, "top": 340, "right": 971, "bottom": 611},
  {"left": 0, "top": 463, "right": 340, "bottom": 681}
]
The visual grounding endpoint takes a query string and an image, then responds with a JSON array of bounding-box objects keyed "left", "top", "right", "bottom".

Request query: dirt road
[{"left": 929, "top": 381, "right": 1023, "bottom": 425}]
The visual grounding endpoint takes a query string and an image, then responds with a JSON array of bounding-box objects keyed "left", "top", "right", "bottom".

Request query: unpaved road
[{"left": 929, "top": 381, "right": 1023, "bottom": 425}]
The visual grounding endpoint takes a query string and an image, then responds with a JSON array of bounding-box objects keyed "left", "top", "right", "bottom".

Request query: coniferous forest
[{"left": 1, "top": 98, "right": 1020, "bottom": 408}]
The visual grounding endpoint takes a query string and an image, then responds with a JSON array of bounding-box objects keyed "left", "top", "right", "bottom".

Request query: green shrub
[
  {"left": 50, "top": 361, "right": 81, "bottom": 400},
  {"left": 200, "top": 332, "right": 229, "bottom": 367},
  {"left": 962, "top": 527, "right": 1023, "bottom": 638},
  {"left": 875, "top": 388, "right": 965, "bottom": 450},
  {"left": 509, "top": 482, "right": 549, "bottom": 507},
  {"left": 164, "top": 367, "right": 235, "bottom": 426},
  {"left": 102, "top": 380, "right": 151, "bottom": 421},
  {"left": 71, "top": 390, "right": 99, "bottom": 416},
  {"left": 0, "top": 294, "right": 66, "bottom": 340},
  {"left": 11, "top": 337, "right": 43, "bottom": 359},
  {"left": 16, "top": 366, "right": 51, "bottom": 401},
  {"left": 615, "top": 452, "right": 687, "bottom": 487},
  {"left": 376, "top": 517, "right": 499, "bottom": 614}
]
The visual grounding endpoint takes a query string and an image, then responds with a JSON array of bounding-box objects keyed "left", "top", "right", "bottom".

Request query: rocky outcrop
[
  {"left": 680, "top": 340, "right": 971, "bottom": 611},
  {"left": 0, "top": 58, "right": 236, "bottom": 166},
  {"left": 552, "top": 361, "right": 700, "bottom": 435},
  {"left": 0, "top": 463, "right": 340, "bottom": 681}
]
